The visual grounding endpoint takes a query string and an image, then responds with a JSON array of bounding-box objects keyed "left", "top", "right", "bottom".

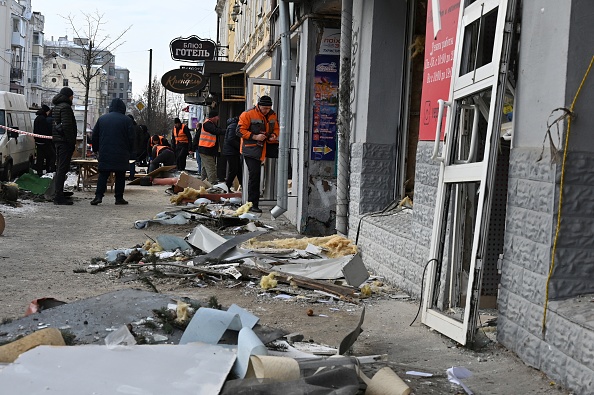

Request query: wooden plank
[
  {"left": 239, "top": 265, "right": 358, "bottom": 303},
  {"left": 127, "top": 165, "right": 177, "bottom": 185}
]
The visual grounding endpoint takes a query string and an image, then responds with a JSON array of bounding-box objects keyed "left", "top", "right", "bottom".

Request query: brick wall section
[{"left": 498, "top": 147, "right": 594, "bottom": 395}]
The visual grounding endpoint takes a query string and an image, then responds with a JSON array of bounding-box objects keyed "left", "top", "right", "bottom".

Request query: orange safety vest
[
  {"left": 199, "top": 118, "right": 217, "bottom": 148},
  {"left": 150, "top": 135, "right": 166, "bottom": 149},
  {"left": 172, "top": 124, "right": 189, "bottom": 144},
  {"left": 155, "top": 145, "right": 171, "bottom": 156}
]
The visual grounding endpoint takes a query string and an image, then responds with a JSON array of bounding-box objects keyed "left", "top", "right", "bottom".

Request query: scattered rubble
[
  {"left": 0, "top": 170, "right": 494, "bottom": 394},
  {"left": 0, "top": 289, "right": 418, "bottom": 394}
]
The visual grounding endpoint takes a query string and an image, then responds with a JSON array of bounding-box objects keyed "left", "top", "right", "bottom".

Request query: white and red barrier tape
[{"left": 0, "top": 124, "right": 52, "bottom": 140}]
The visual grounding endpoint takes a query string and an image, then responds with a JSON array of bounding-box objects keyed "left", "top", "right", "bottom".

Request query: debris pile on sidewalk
[
  {"left": 85, "top": 220, "right": 381, "bottom": 305},
  {"left": 0, "top": 288, "right": 422, "bottom": 394},
  {"left": 134, "top": 182, "right": 256, "bottom": 231}
]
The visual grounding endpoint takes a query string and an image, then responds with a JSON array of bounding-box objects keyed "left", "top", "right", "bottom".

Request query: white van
[{"left": 0, "top": 92, "right": 35, "bottom": 181}]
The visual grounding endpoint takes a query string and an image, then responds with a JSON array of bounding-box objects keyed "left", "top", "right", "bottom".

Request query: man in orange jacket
[
  {"left": 171, "top": 118, "right": 192, "bottom": 171},
  {"left": 237, "top": 95, "right": 279, "bottom": 213}
]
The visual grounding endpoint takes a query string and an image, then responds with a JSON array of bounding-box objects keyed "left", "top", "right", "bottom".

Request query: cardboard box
[{"left": 176, "top": 172, "right": 212, "bottom": 191}]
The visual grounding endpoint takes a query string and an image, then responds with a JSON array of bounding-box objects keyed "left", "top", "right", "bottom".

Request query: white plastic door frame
[{"left": 421, "top": 0, "right": 515, "bottom": 345}]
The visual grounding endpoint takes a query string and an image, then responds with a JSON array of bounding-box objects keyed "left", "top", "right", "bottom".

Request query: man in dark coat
[
  {"left": 51, "top": 87, "right": 78, "bottom": 205},
  {"left": 222, "top": 116, "right": 242, "bottom": 191},
  {"left": 90, "top": 98, "right": 134, "bottom": 205},
  {"left": 136, "top": 124, "right": 150, "bottom": 166},
  {"left": 33, "top": 104, "right": 55, "bottom": 176},
  {"left": 126, "top": 115, "right": 143, "bottom": 179}
]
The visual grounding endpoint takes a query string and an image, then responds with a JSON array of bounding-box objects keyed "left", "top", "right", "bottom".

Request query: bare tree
[
  {"left": 169, "top": 93, "right": 186, "bottom": 122},
  {"left": 132, "top": 77, "right": 187, "bottom": 138},
  {"left": 64, "top": 11, "right": 131, "bottom": 158}
]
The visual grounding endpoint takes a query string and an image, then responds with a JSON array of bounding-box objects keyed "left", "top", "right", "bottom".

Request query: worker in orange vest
[
  {"left": 149, "top": 135, "right": 175, "bottom": 173},
  {"left": 237, "top": 96, "right": 279, "bottom": 213},
  {"left": 198, "top": 111, "right": 226, "bottom": 184},
  {"left": 171, "top": 118, "right": 192, "bottom": 171}
]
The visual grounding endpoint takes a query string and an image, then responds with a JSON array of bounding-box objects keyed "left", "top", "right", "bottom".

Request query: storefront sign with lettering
[
  {"left": 170, "top": 36, "right": 216, "bottom": 62},
  {"left": 161, "top": 69, "right": 208, "bottom": 94}
]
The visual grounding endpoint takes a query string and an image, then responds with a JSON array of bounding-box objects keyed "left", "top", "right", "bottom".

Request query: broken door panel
[{"left": 422, "top": 0, "right": 515, "bottom": 345}]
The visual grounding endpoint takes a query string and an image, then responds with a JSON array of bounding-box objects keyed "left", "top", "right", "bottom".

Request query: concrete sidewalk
[{"left": 0, "top": 160, "right": 571, "bottom": 394}]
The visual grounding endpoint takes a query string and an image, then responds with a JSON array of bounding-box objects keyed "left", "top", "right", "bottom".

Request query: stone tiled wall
[
  {"left": 349, "top": 142, "right": 397, "bottom": 217},
  {"left": 349, "top": 141, "right": 437, "bottom": 298},
  {"left": 498, "top": 147, "right": 594, "bottom": 395},
  {"left": 548, "top": 151, "right": 594, "bottom": 298}
]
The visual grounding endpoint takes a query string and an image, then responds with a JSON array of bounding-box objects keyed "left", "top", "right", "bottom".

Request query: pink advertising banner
[{"left": 419, "top": 0, "right": 461, "bottom": 141}]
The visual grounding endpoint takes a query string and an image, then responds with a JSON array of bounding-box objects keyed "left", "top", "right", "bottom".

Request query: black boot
[
  {"left": 90, "top": 197, "right": 102, "bottom": 205},
  {"left": 54, "top": 198, "right": 73, "bottom": 205}
]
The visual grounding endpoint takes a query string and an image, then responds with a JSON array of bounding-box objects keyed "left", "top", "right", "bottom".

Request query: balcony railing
[{"left": 10, "top": 67, "right": 23, "bottom": 80}]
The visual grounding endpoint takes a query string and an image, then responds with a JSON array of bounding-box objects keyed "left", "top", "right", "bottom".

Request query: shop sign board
[
  {"left": 419, "top": 0, "right": 461, "bottom": 140},
  {"left": 161, "top": 69, "right": 208, "bottom": 94}
]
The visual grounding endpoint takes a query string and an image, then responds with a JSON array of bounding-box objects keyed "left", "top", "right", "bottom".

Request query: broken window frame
[{"left": 421, "top": 0, "right": 517, "bottom": 345}]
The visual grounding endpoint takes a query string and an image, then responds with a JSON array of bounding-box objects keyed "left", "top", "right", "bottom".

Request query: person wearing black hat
[
  {"left": 198, "top": 110, "right": 226, "bottom": 184},
  {"left": 237, "top": 95, "right": 280, "bottom": 213},
  {"left": 33, "top": 104, "right": 55, "bottom": 176},
  {"left": 171, "top": 117, "right": 193, "bottom": 171},
  {"left": 135, "top": 124, "right": 151, "bottom": 167},
  {"left": 51, "top": 87, "right": 78, "bottom": 205}
]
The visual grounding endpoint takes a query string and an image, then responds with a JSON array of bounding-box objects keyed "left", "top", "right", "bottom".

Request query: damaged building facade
[{"left": 216, "top": 1, "right": 594, "bottom": 393}]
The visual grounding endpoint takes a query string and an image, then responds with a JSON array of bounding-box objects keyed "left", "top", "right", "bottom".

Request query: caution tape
[{"left": 0, "top": 124, "right": 52, "bottom": 140}]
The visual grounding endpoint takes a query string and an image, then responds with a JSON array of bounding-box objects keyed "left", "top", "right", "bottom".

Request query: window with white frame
[
  {"left": 31, "top": 57, "right": 42, "bottom": 84},
  {"left": 33, "top": 32, "right": 43, "bottom": 45}
]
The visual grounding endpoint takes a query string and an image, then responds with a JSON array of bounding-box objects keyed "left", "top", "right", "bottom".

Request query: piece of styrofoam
[{"left": 0, "top": 344, "right": 236, "bottom": 394}]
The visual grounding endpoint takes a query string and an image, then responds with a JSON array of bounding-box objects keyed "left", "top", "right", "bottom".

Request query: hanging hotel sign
[
  {"left": 170, "top": 36, "right": 216, "bottom": 62},
  {"left": 161, "top": 69, "right": 208, "bottom": 94}
]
